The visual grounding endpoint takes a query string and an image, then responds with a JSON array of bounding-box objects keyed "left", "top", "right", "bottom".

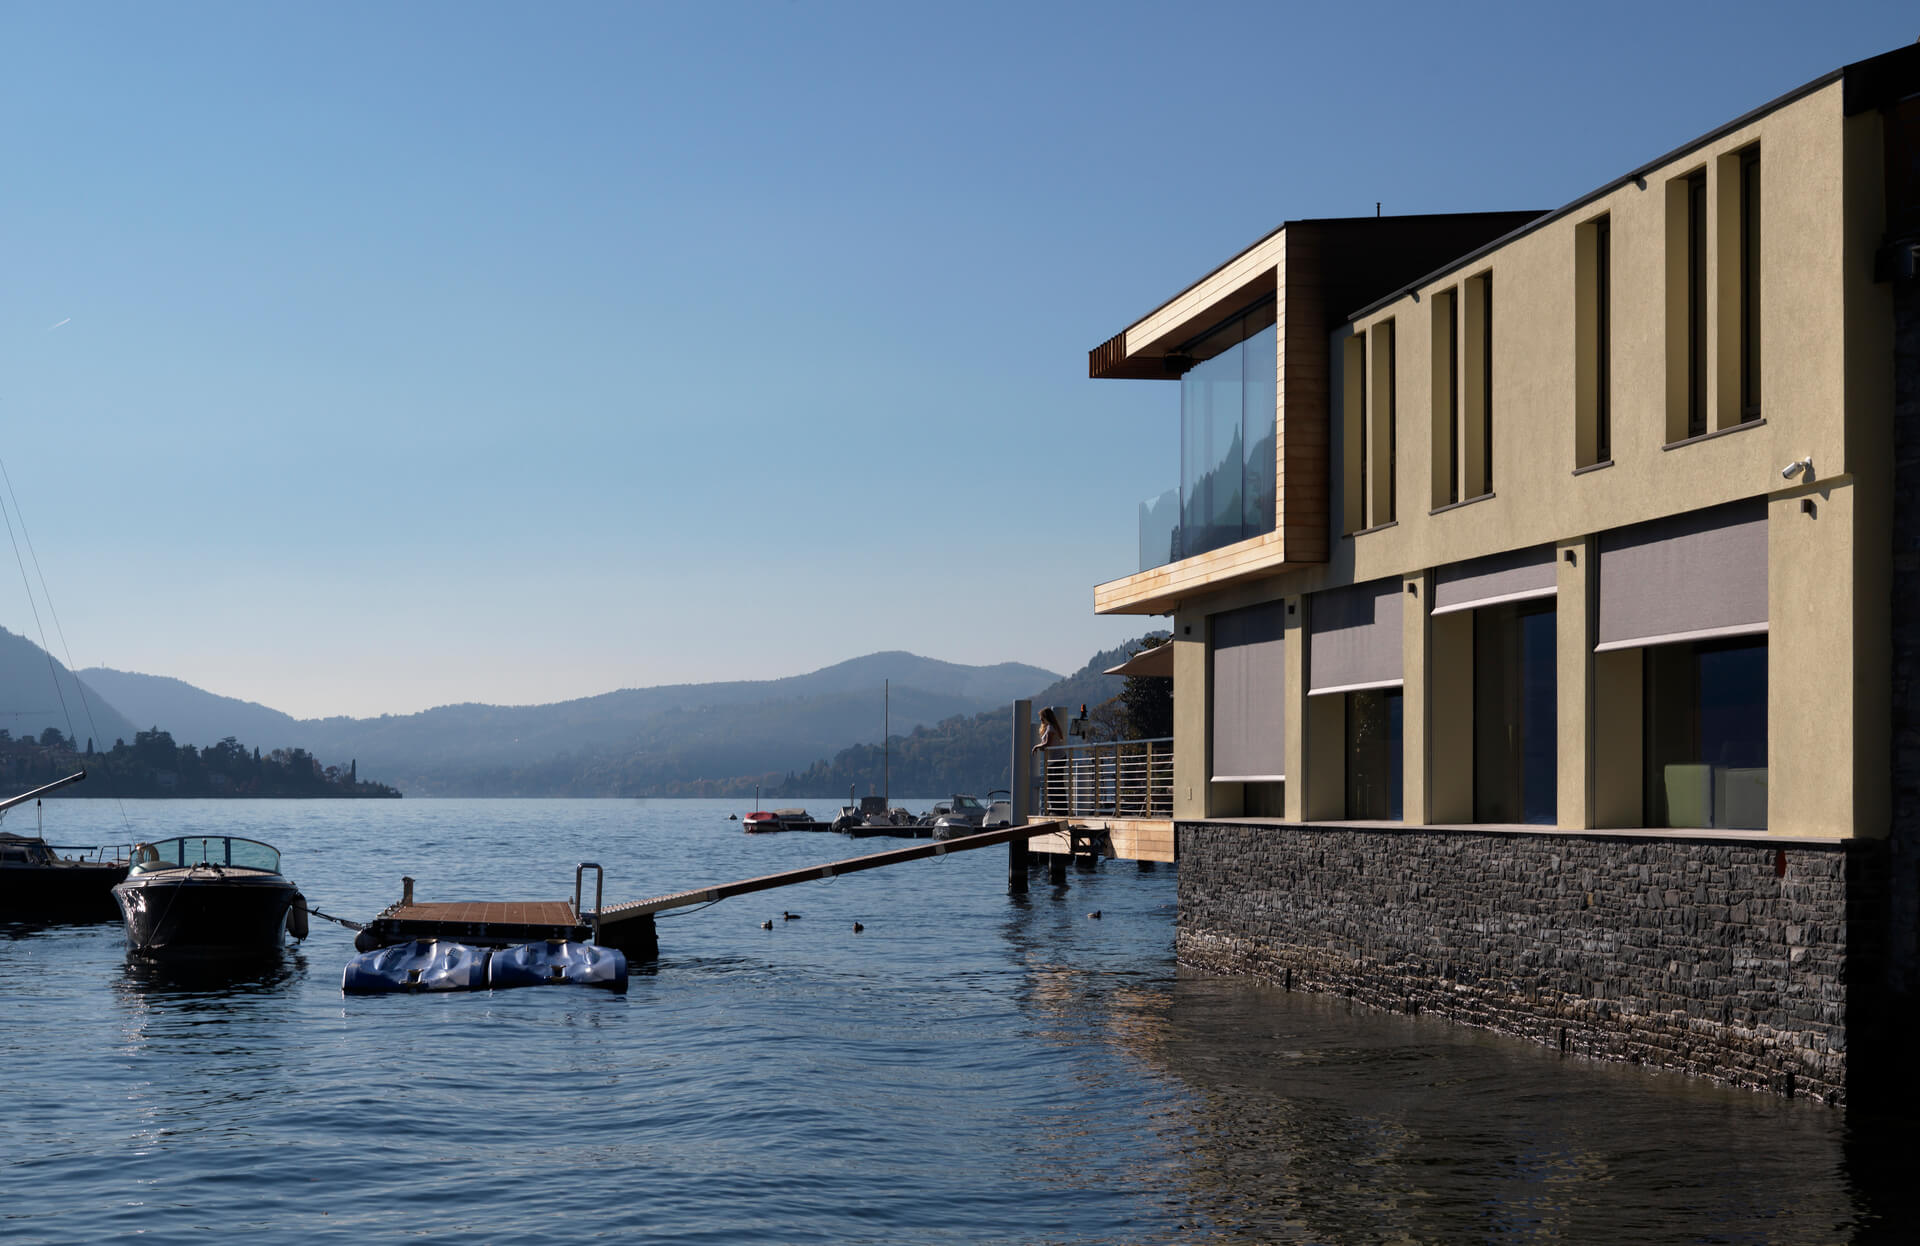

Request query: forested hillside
[{"left": 771, "top": 636, "right": 1166, "bottom": 798}]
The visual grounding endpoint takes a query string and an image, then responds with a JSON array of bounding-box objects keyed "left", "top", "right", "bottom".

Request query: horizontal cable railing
[{"left": 1036, "top": 738, "right": 1173, "bottom": 820}]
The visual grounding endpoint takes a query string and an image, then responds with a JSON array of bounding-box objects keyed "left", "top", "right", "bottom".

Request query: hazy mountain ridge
[
  {"left": 0, "top": 627, "right": 139, "bottom": 748},
  {"left": 770, "top": 638, "right": 1155, "bottom": 799},
  {"left": 75, "top": 648, "right": 1065, "bottom": 794}
]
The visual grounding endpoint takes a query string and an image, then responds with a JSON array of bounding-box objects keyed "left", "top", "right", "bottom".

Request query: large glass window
[
  {"left": 1645, "top": 637, "right": 1767, "bottom": 829},
  {"left": 1473, "top": 602, "right": 1557, "bottom": 824},
  {"left": 1179, "top": 310, "right": 1277, "bottom": 560},
  {"left": 1345, "top": 689, "right": 1402, "bottom": 820}
]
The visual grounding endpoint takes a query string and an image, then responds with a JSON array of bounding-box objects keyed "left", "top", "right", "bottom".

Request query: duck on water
[{"left": 112, "top": 834, "right": 309, "bottom": 961}]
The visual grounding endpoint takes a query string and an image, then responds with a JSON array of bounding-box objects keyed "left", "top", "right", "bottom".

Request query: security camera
[{"left": 1780, "top": 458, "right": 1811, "bottom": 481}]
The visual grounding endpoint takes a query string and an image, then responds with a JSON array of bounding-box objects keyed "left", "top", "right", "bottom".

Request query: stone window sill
[
  {"left": 1662, "top": 417, "right": 1766, "bottom": 451},
  {"left": 1429, "top": 491, "right": 1495, "bottom": 516}
]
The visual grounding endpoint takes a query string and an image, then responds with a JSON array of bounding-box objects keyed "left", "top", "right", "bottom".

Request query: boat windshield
[
  {"left": 952, "top": 795, "right": 985, "bottom": 812},
  {"left": 130, "top": 836, "right": 281, "bottom": 875}
]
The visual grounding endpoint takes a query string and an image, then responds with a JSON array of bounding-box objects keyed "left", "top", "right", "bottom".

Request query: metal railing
[{"left": 1036, "top": 738, "right": 1173, "bottom": 820}]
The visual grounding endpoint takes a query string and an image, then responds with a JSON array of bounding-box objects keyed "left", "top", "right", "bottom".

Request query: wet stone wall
[{"left": 1175, "top": 823, "right": 1881, "bottom": 1104}]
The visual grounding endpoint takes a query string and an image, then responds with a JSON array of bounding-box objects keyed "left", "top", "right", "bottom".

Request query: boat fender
[
  {"left": 354, "top": 928, "right": 382, "bottom": 954},
  {"left": 288, "top": 894, "right": 310, "bottom": 941}
]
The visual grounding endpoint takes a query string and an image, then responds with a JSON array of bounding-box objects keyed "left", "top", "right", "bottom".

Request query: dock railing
[{"left": 1037, "top": 737, "right": 1173, "bottom": 820}]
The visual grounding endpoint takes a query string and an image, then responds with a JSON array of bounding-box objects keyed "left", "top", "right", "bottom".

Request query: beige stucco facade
[{"left": 1092, "top": 66, "right": 1903, "bottom": 841}]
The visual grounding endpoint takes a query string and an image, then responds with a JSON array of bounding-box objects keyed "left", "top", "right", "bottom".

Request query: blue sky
[{"left": 1, "top": 2, "right": 1911, "bottom": 718}]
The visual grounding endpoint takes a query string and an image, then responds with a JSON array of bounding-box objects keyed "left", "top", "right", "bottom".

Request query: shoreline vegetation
[{"left": 0, "top": 727, "right": 401, "bottom": 799}]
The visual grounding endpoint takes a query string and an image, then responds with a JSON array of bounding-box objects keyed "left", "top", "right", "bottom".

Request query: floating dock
[
  {"left": 357, "top": 821, "right": 1067, "bottom": 961},
  {"left": 360, "top": 898, "right": 590, "bottom": 949}
]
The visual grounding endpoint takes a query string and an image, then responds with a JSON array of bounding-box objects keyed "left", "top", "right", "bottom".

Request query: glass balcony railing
[{"left": 1138, "top": 488, "right": 1180, "bottom": 572}]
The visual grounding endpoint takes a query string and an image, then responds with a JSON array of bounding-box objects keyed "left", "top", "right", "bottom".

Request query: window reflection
[
  {"left": 1180, "top": 313, "right": 1277, "bottom": 560},
  {"left": 1473, "top": 603, "right": 1557, "bottom": 825},
  {"left": 1346, "top": 689, "right": 1402, "bottom": 820},
  {"left": 1645, "top": 638, "right": 1767, "bottom": 828}
]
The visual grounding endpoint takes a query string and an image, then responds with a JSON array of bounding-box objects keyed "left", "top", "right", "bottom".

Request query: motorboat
[
  {"left": 0, "top": 771, "right": 128, "bottom": 922},
  {"left": 847, "top": 797, "right": 918, "bottom": 838},
  {"left": 930, "top": 794, "right": 990, "bottom": 839},
  {"left": 112, "top": 834, "right": 308, "bottom": 961},
  {"left": 743, "top": 810, "right": 781, "bottom": 833},
  {"left": 982, "top": 789, "right": 1013, "bottom": 830}
]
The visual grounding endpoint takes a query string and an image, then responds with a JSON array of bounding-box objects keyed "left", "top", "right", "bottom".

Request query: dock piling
[{"left": 1009, "top": 700, "right": 1032, "bottom": 895}]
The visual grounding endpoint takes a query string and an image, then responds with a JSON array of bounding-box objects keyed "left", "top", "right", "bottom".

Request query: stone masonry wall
[{"left": 1176, "top": 823, "right": 1883, "bottom": 1104}]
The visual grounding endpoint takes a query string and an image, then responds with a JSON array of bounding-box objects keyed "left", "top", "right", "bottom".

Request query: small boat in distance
[
  {"left": 744, "top": 808, "right": 828, "bottom": 833},
  {"left": 112, "top": 834, "right": 308, "bottom": 961},
  {"left": 0, "top": 771, "right": 128, "bottom": 922},
  {"left": 931, "top": 794, "right": 990, "bottom": 840}
]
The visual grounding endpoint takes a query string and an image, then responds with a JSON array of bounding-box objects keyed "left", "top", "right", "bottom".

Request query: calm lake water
[{"left": 1, "top": 798, "right": 1910, "bottom": 1244}]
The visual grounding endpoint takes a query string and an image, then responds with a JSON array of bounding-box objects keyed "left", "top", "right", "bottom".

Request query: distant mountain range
[
  {"left": 2, "top": 622, "right": 1169, "bottom": 798},
  {"left": 0, "top": 627, "right": 138, "bottom": 749},
  {"left": 45, "top": 646, "right": 1066, "bottom": 796}
]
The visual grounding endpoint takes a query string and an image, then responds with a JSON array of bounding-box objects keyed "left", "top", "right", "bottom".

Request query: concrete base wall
[{"left": 1176, "top": 822, "right": 1888, "bottom": 1104}]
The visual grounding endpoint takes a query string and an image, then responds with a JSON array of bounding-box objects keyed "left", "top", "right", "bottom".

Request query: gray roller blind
[
  {"left": 1432, "top": 545, "right": 1556, "bottom": 616},
  {"left": 1308, "top": 578, "right": 1404, "bottom": 695},
  {"left": 1596, "top": 499, "right": 1768, "bottom": 652},
  {"left": 1210, "top": 601, "right": 1285, "bottom": 782}
]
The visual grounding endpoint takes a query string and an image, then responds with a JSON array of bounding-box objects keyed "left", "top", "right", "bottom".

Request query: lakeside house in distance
[{"left": 1080, "top": 42, "right": 1920, "bottom": 1102}]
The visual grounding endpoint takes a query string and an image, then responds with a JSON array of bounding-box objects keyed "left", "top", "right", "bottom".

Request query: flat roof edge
[{"left": 1346, "top": 63, "right": 1860, "bottom": 322}]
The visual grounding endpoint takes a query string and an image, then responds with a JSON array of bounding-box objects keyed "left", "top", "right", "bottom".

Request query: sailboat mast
[{"left": 883, "top": 679, "right": 889, "bottom": 805}]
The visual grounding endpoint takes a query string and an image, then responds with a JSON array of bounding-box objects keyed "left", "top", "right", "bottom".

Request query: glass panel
[
  {"left": 1473, "top": 603, "right": 1557, "bottom": 824},
  {"left": 1179, "top": 327, "right": 1250, "bottom": 560},
  {"left": 228, "top": 839, "right": 282, "bottom": 872},
  {"left": 1346, "top": 689, "right": 1403, "bottom": 820},
  {"left": 1242, "top": 321, "right": 1277, "bottom": 537},
  {"left": 1645, "top": 637, "right": 1767, "bottom": 828},
  {"left": 1138, "top": 488, "right": 1180, "bottom": 572}
]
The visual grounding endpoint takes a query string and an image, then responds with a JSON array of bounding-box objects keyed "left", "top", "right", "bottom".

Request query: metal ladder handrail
[{"left": 575, "top": 863, "right": 605, "bottom": 944}]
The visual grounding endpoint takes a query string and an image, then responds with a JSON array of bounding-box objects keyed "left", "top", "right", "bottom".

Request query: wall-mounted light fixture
[{"left": 1780, "top": 457, "right": 1814, "bottom": 481}]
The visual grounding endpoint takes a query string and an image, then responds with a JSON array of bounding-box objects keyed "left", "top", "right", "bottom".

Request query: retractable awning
[
  {"left": 1308, "top": 578, "right": 1404, "bottom": 695},
  {"left": 1432, "top": 545, "right": 1557, "bottom": 616},
  {"left": 1104, "top": 643, "right": 1175, "bottom": 678},
  {"left": 1596, "top": 500, "right": 1768, "bottom": 652},
  {"left": 1210, "top": 601, "right": 1285, "bottom": 782}
]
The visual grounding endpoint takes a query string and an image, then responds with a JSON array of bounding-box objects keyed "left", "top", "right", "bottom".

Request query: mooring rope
[{"left": 300, "top": 900, "right": 365, "bottom": 932}]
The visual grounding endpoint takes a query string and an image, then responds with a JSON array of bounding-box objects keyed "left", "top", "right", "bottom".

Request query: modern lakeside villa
[{"left": 1037, "top": 41, "right": 1920, "bottom": 1104}]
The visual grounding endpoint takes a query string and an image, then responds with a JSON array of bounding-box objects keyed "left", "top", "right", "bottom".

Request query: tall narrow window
[
  {"left": 1594, "top": 216, "right": 1611, "bottom": 462},
  {"left": 1357, "top": 339, "right": 1369, "bottom": 528},
  {"left": 1374, "top": 321, "right": 1397, "bottom": 525},
  {"left": 1462, "top": 273, "right": 1493, "bottom": 498},
  {"left": 1446, "top": 295, "right": 1459, "bottom": 501},
  {"left": 1430, "top": 291, "right": 1458, "bottom": 509},
  {"left": 1481, "top": 275, "right": 1493, "bottom": 492},
  {"left": 1387, "top": 332, "right": 1397, "bottom": 523},
  {"left": 1341, "top": 334, "right": 1367, "bottom": 534},
  {"left": 1686, "top": 169, "right": 1708, "bottom": 438},
  {"left": 1739, "top": 146, "right": 1761, "bottom": 422}
]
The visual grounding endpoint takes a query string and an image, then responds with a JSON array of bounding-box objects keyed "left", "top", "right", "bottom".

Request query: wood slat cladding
[{"left": 1089, "top": 330, "right": 1130, "bottom": 379}]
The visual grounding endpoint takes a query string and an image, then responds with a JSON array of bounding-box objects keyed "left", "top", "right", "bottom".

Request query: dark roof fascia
[
  {"left": 1104, "top": 210, "right": 1558, "bottom": 350},
  {"left": 1346, "top": 65, "right": 1853, "bottom": 324}
]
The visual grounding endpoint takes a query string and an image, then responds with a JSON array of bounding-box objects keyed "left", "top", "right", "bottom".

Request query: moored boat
[
  {"left": 0, "top": 772, "right": 128, "bottom": 922},
  {"left": 112, "top": 834, "right": 307, "bottom": 961}
]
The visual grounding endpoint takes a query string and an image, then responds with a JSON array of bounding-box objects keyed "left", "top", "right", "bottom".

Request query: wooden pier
[{"left": 359, "top": 821, "right": 1068, "bottom": 961}]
